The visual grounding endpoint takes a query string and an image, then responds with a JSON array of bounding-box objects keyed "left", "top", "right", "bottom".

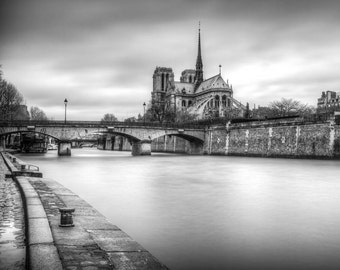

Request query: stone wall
[
  {"left": 203, "top": 128, "right": 226, "bottom": 155},
  {"left": 334, "top": 125, "right": 340, "bottom": 157},
  {"left": 203, "top": 118, "right": 340, "bottom": 159}
]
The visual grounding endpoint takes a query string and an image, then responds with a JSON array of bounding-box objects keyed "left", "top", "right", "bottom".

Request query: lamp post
[
  {"left": 143, "top": 102, "right": 146, "bottom": 125},
  {"left": 64, "top": 98, "right": 68, "bottom": 124}
]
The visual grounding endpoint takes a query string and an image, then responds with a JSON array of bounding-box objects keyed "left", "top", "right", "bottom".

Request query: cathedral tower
[
  {"left": 152, "top": 67, "right": 174, "bottom": 103},
  {"left": 194, "top": 24, "right": 204, "bottom": 90}
]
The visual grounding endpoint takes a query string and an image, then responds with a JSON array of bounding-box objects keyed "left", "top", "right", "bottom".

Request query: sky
[{"left": 1, "top": 0, "right": 340, "bottom": 121}]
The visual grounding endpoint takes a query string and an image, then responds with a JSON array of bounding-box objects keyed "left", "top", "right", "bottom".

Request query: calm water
[{"left": 18, "top": 149, "right": 340, "bottom": 270}]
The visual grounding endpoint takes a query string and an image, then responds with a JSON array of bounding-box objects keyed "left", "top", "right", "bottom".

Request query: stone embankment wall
[{"left": 204, "top": 118, "right": 340, "bottom": 159}]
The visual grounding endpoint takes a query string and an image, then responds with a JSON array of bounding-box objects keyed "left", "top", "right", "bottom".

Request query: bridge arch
[
  {"left": 152, "top": 133, "right": 204, "bottom": 155},
  {"left": 105, "top": 131, "right": 140, "bottom": 143},
  {"left": 0, "top": 130, "right": 71, "bottom": 155},
  {"left": 0, "top": 130, "right": 60, "bottom": 141},
  {"left": 100, "top": 131, "right": 150, "bottom": 155},
  {"left": 100, "top": 130, "right": 205, "bottom": 155},
  {"left": 153, "top": 133, "right": 204, "bottom": 144}
]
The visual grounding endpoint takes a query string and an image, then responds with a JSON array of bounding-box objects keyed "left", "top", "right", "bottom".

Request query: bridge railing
[
  {"left": 0, "top": 120, "right": 207, "bottom": 129},
  {"left": 0, "top": 117, "right": 304, "bottom": 129},
  {"left": 1, "top": 114, "right": 336, "bottom": 130}
]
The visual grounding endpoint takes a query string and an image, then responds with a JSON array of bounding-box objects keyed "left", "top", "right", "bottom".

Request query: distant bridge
[{"left": 0, "top": 120, "right": 206, "bottom": 155}]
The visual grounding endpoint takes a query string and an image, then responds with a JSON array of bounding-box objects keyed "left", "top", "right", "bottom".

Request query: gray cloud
[{"left": 1, "top": 0, "right": 340, "bottom": 120}]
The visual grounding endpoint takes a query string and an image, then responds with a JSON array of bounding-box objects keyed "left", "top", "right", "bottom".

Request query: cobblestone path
[{"left": 0, "top": 159, "right": 26, "bottom": 270}]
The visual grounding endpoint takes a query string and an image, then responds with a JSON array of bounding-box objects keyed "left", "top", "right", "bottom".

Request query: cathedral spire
[{"left": 195, "top": 22, "right": 203, "bottom": 90}]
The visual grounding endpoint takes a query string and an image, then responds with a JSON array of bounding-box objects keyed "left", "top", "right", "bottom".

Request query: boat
[{"left": 47, "top": 144, "right": 58, "bottom": 150}]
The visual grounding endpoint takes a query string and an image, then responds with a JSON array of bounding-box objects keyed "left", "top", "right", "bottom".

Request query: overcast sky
[{"left": 1, "top": 0, "right": 340, "bottom": 120}]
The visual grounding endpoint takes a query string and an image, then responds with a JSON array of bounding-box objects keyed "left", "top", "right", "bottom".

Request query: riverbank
[{"left": 1, "top": 152, "right": 169, "bottom": 269}]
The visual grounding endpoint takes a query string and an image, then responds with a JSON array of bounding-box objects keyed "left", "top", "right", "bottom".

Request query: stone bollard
[{"left": 59, "top": 208, "right": 75, "bottom": 227}]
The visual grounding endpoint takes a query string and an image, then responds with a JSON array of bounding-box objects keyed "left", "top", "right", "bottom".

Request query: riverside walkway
[
  {"left": 0, "top": 152, "right": 169, "bottom": 269},
  {"left": 0, "top": 157, "right": 26, "bottom": 269}
]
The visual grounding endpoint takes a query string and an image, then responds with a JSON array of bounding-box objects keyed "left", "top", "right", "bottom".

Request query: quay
[
  {"left": 0, "top": 153, "right": 26, "bottom": 269},
  {"left": 0, "top": 152, "right": 169, "bottom": 269}
]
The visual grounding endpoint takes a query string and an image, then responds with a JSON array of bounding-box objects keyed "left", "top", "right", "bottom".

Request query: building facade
[
  {"left": 317, "top": 90, "right": 340, "bottom": 113},
  {"left": 151, "top": 27, "right": 245, "bottom": 119}
]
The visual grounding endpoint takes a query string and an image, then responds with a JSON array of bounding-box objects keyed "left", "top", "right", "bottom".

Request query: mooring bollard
[{"left": 59, "top": 208, "right": 75, "bottom": 227}]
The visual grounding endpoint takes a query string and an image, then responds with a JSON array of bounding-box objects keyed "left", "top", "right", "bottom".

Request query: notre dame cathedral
[{"left": 151, "top": 26, "right": 246, "bottom": 119}]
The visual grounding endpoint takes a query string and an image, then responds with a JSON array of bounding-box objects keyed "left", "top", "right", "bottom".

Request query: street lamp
[
  {"left": 143, "top": 102, "right": 146, "bottom": 125},
  {"left": 64, "top": 98, "right": 68, "bottom": 124}
]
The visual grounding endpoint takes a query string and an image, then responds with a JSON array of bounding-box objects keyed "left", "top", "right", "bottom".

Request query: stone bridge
[{"left": 0, "top": 121, "right": 206, "bottom": 156}]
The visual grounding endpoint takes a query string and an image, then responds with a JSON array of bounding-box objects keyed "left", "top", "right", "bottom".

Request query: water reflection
[
  {"left": 19, "top": 149, "right": 340, "bottom": 270},
  {"left": 0, "top": 224, "right": 25, "bottom": 269}
]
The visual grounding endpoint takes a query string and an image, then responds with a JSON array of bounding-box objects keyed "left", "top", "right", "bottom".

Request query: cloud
[{"left": 1, "top": 0, "right": 340, "bottom": 120}]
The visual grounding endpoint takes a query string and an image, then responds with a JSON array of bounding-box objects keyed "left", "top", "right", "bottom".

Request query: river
[{"left": 18, "top": 149, "right": 340, "bottom": 270}]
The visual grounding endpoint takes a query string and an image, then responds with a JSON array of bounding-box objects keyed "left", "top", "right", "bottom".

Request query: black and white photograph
[{"left": 1, "top": 0, "right": 340, "bottom": 269}]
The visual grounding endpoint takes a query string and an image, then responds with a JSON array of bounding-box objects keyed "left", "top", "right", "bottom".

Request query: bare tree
[
  {"left": 252, "top": 98, "right": 316, "bottom": 119},
  {"left": 101, "top": 113, "right": 118, "bottom": 122},
  {"left": 269, "top": 98, "right": 300, "bottom": 116},
  {"left": 252, "top": 106, "right": 275, "bottom": 119},
  {"left": 30, "top": 106, "right": 48, "bottom": 120},
  {"left": 269, "top": 98, "right": 315, "bottom": 117},
  {"left": 0, "top": 80, "right": 24, "bottom": 120},
  {"left": 148, "top": 99, "right": 180, "bottom": 123},
  {"left": 124, "top": 116, "right": 137, "bottom": 123},
  {"left": 147, "top": 100, "right": 200, "bottom": 123},
  {"left": 147, "top": 101, "right": 166, "bottom": 123}
]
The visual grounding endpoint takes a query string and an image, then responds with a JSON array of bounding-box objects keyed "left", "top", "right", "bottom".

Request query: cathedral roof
[
  {"left": 181, "top": 69, "right": 196, "bottom": 75},
  {"left": 195, "top": 74, "right": 231, "bottom": 93},
  {"left": 174, "top": 82, "right": 195, "bottom": 94}
]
